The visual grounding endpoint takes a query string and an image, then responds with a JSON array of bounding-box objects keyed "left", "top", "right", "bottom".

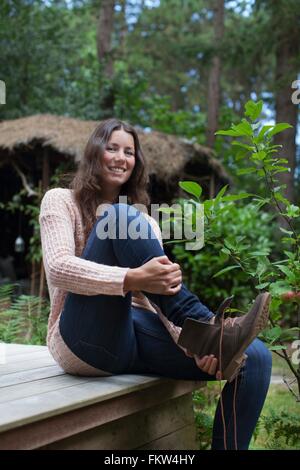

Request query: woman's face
[{"left": 100, "top": 129, "right": 136, "bottom": 194}]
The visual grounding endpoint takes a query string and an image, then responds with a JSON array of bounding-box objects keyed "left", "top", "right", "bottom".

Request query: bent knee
[
  {"left": 113, "top": 202, "right": 140, "bottom": 217},
  {"left": 247, "top": 338, "right": 272, "bottom": 370}
]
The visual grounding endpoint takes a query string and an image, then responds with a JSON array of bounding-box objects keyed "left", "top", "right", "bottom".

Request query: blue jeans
[{"left": 59, "top": 203, "right": 272, "bottom": 450}]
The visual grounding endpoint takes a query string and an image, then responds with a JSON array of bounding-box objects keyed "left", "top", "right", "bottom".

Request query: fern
[{"left": 0, "top": 283, "right": 49, "bottom": 345}]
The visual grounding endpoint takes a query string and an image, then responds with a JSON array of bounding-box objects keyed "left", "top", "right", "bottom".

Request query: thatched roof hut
[
  {"left": 0, "top": 114, "right": 230, "bottom": 200},
  {"left": 0, "top": 114, "right": 230, "bottom": 293}
]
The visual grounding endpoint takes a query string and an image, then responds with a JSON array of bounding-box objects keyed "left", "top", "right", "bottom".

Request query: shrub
[{"left": 0, "top": 283, "right": 49, "bottom": 345}]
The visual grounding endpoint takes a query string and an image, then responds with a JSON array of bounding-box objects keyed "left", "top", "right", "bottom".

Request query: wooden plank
[
  {"left": 0, "top": 365, "right": 65, "bottom": 388},
  {"left": 0, "top": 343, "right": 205, "bottom": 451},
  {"left": 5, "top": 351, "right": 52, "bottom": 364},
  {"left": 5, "top": 348, "right": 49, "bottom": 359},
  {"left": 138, "top": 424, "right": 198, "bottom": 450},
  {"left": 0, "top": 373, "right": 165, "bottom": 403},
  {"left": 0, "top": 375, "right": 96, "bottom": 403},
  {"left": 0, "top": 355, "right": 55, "bottom": 374},
  {"left": 1, "top": 344, "right": 46, "bottom": 356},
  {"left": 40, "top": 393, "right": 196, "bottom": 450},
  {"left": 0, "top": 375, "right": 166, "bottom": 432},
  {"left": 0, "top": 381, "right": 202, "bottom": 449}
]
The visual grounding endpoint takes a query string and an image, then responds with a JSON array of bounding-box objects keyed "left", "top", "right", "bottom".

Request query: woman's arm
[{"left": 39, "top": 188, "right": 129, "bottom": 296}]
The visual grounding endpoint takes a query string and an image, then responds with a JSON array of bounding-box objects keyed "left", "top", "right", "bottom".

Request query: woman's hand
[
  {"left": 182, "top": 347, "right": 221, "bottom": 378},
  {"left": 172, "top": 325, "right": 222, "bottom": 378},
  {"left": 193, "top": 355, "right": 222, "bottom": 378},
  {"left": 124, "top": 255, "right": 182, "bottom": 295}
]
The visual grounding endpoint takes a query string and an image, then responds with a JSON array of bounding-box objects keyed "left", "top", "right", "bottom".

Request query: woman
[{"left": 39, "top": 118, "right": 272, "bottom": 450}]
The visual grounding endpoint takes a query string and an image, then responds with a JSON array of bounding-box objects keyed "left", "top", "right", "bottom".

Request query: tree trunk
[
  {"left": 274, "top": 39, "right": 298, "bottom": 203},
  {"left": 97, "top": 0, "right": 115, "bottom": 78},
  {"left": 119, "top": 0, "right": 127, "bottom": 58},
  {"left": 206, "top": 0, "right": 224, "bottom": 148}
]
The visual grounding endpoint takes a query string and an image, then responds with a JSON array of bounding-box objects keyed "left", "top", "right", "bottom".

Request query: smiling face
[{"left": 99, "top": 128, "right": 136, "bottom": 201}]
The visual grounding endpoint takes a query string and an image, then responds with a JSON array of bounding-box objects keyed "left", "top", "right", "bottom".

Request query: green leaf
[
  {"left": 285, "top": 204, "right": 300, "bottom": 218},
  {"left": 279, "top": 227, "right": 293, "bottom": 236},
  {"left": 232, "top": 141, "right": 254, "bottom": 151},
  {"left": 279, "top": 328, "right": 300, "bottom": 342},
  {"left": 244, "top": 100, "right": 263, "bottom": 121},
  {"left": 257, "top": 125, "right": 274, "bottom": 141},
  {"left": 179, "top": 181, "right": 202, "bottom": 199},
  {"left": 266, "top": 326, "right": 282, "bottom": 339},
  {"left": 215, "top": 129, "right": 243, "bottom": 137},
  {"left": 215, "top": 185, "right": 228, "bottom": 203},
  {"left": 275, "top": 192, "right": 290, "bottom": 206},
  {"left": 267, "top": 345, "right": 287, "bottom": 351},
  {"left": 267, "top": 123, "right": 293, "bottom": 138},
  {"left": 269, "top": 280, "right": 292, "bottom": 296},
  {"left": 272, "top": 166, "right": 290, "bottom": 174},
  {"left": 248, "top": 251, "right": 270, "bottom": 258},
  {"left": 236, "top": 167, "right": 257, "bottom": 175},
  {"left": 212, "top": 265, "right": 240, "bottom": 278},
  {"left": 276, "top": 265, "right": 296, "bottom": 280},
  {"left": 252, "top": 150, "right": 266, "bottom": 161},
  {"left": 235, "top": 149, "right": 249, "bottom": 161},
  {"left": 234, "top": 119, "right": 253, "bottom": 137},
  {"left": 203, "top": 199, "right": 214, "bottom": 211},
  {"left": 255, "top": 282, "right": 270, "bottom": 290},
  {"left": 222, "top": 193, "right": 252, "bottom": 202}
]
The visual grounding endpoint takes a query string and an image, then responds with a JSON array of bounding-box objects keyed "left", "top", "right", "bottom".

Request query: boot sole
[{"left": 222, "top": 292, "right": 270, "bottom": 381}]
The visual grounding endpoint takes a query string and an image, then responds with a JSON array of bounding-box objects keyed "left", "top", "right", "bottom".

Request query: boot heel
[{"left": 222, "top": 354, "right": 247, "bottom": 382}]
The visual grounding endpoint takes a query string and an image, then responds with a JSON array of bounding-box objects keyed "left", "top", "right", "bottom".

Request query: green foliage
[
  {"left": 168, "top": 100, "right": 300, "bottom": 398},
  {"left": 252, "top": 380, "right": 300, "bottom": 449},
  {"left": 192, "top": 384, "right": 218, "bottom": 450},
  {"left": 171, "top": 202, "right": 275, "bottom": 310},
  {"left": 0, "top": 0, "right": 100, "bottom": 120},
  {"left": 110, "top": 62, "right": 207, "bottom": 140},
  {"left": 260, "top": 410, "right": 300, "bottom": 448},
  {"left": 193, "top": 382, "right": 300, "bottom": 450},
  {"left": 0, "top": 283, "right": 49, "bottom": 345}
]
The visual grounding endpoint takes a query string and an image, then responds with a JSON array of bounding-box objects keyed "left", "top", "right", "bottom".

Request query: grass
[
  {"left": 250, "top": 383, "right": 300, "bottom": 450},
  {"left": 193, "top": 352, "right": 300, "bottom": 450}
]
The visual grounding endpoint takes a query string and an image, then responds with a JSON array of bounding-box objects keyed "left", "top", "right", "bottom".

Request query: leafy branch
[{"left": 162, "top": 100, "right": 300, "bottom": 399}]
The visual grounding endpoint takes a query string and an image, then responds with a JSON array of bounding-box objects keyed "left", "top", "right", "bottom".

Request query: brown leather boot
[{"left": 177, "top": 292, "right": 271, "bottom": 382}]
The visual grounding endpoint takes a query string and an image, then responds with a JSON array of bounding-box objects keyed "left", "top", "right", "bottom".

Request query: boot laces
[{"left": 219, "top": 311, "right": 239, "bottom": 450}]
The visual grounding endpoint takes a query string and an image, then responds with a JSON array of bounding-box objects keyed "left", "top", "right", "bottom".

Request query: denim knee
[
  {"left": 257, "top": 339, "right": 272, "bottom": 368},
  {"left": 95, "top": 203, "right": 136, "bottom": 239},
  {"left": 100, "top": 202, "right": 140, "bottom": 226},
  {"left": 246, "top": 338, "right": 272, "bottom": 376},
  {"left": 112, "top": 202, "right": 139, "bottom": 218}
]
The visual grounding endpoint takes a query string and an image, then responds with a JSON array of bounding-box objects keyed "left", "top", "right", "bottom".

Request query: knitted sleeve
[{"left": 39, "top": 188, "right": 129, "bottom": 296}]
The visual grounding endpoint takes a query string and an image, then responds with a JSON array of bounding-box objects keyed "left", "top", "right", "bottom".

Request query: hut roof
[{"left": 0, "top": 114, "right": 229, "bottom": 182}]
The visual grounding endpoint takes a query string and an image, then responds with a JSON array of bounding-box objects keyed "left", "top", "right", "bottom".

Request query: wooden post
[
  {"left": 209, "top": 174, "right": 215, "bottom": 199},
  {"left": 42, "top": 149, "right": 50, "bottom": 191},
  {"left": 37, "top": 180, "right": 45, "bottom": 307},
  {"left": 38, "top": 148, "right": 50, "bottom": 303},
  {"left": 37, "top": 260, "right": 45, "bottom": 316},
  {"left": 30, "top": 260, "right": 36, "bottom": 296}
]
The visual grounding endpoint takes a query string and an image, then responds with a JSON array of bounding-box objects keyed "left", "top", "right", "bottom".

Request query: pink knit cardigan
[{"left": 39, "top": 188, "right": 180, "bottom": 373}]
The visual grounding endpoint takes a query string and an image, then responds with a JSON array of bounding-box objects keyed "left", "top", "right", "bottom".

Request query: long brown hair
[{"left": 69, "top": 118, "right": 150, "bottom": 243}]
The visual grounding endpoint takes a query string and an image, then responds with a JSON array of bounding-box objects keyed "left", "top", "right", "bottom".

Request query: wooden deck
[{"left": 0, "top": 343, "right": 204, "bottom": 450}]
